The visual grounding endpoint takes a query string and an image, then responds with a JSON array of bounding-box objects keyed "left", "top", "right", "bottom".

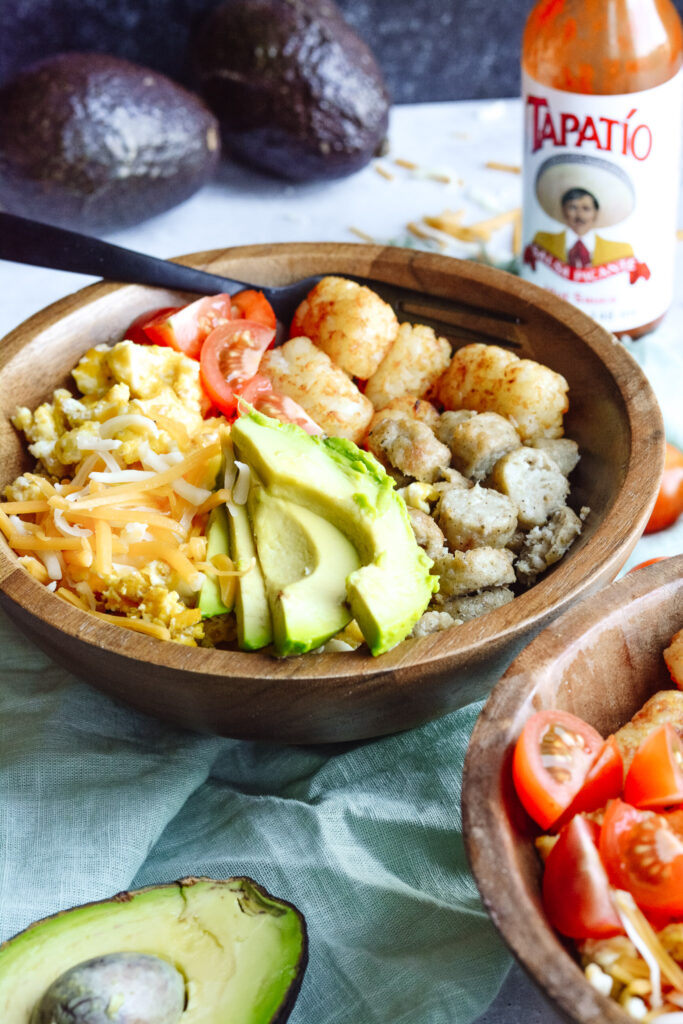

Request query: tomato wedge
[
  {"left": 142, "top": 294, "right": 233, "bottom": 359},
  {"left": 554, "top": 735, "right": 624, "bottom": 829},
  {"left": 123, "top": 306, "right": 183, "bottom": 345},
  {"left": 542, "top": 815, "right": 623, "bottom": 939},
  {"left": 512, "top": 710, "right": 605, "bottom": 830},
  {"left": 599, "top": 799, "right": 683, "bottom": 915},
  {"left": 252, "top": 389, "right": 324, "bottom": 435},
  {"left": 644, "top": 441, "right": 683, "bottom": 534},
  {"left": 199, "top": 320, "right": 275, "bottom": 417},
  {"left": 231, "top": 289, "right": 277, "bottom": 331},
  {"left": 623, "top": 724, "right": 683, "bottom": 809}
]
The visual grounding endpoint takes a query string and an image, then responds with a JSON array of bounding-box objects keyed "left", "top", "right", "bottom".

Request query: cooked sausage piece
[
  {"left": 437, "top": 483, "right": 518, "bottom": 550},
  {"left": 432, "top": 547, "right": 516, "bottom": 598},
  {"left": 488, "top": 447, "right": 569, "bottom": 528},
  {"left": 438, "top": 410, "right": 522, "bottom": 481},
  {"left": 366, "top": 416, "right": 451, "bottom": 483}
]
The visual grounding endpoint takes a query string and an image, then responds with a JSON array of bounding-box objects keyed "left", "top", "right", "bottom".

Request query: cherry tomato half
[
  {"left": 554, "top": 735, "right": 624, "bottom": 829},
  {"left": 123, "top": 307, "right": 183, "bottom": 345},
  {"left": 623, "top": 724, "right": 683, "bottom": 810},
  {"left": 199, "top": 320, "right": 275, "bottom": 417},
  {"left": 142, "top": 294, "right": 234, "bottom": 359},
  {"left": 599, "top": 799, "right": 683, "bottom": 915},
  {"left": 252, "top": 390, "right": 325, "bottom": 435},
  {"left": 644, "top": 442, "right": 683, "bottom": 534},
  {"left": 628, "top": 557, "right": 669, "bottom": 573},
  {"left": 542, "top": 815, "right": 623, "bottom": 939},
  {"left": 512, "top": 710, "right": 605, "bottom": 830},
  {"left": 231, "top": 289, "right": 277, "bottom": 331}
]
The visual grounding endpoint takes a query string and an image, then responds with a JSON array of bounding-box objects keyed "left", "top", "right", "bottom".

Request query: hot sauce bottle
[{"left": 520, "top": 0, "right": 683, "bottom": 338}]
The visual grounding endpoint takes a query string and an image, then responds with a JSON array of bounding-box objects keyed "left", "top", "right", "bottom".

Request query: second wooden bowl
[
  {"left": 0, "top": 243, "right": 665, "bottom": 743},
  {"left": 463, "top": 554, "right": 683, "bottom": 1024}
]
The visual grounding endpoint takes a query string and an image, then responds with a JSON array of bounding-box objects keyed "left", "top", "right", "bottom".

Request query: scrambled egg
[
  {"left": 7, "top": 342, "right": 220, "bottom": 646},
  {"left": 11, "top": 341, "right": 207, "bottom": 478}
]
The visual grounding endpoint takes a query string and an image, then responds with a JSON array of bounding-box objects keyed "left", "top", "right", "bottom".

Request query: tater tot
[
  {"left": 290, "top": 276, "right": 399, "bottom": 380},
  {"left": 260, "top": 336, "right": 373, "bottom": 443},
  {"left": 365, "top": 322, "right": 452, "bottom": 409},
  {"left": 436, "top": 343, "right": 569, "bottom": 441}
]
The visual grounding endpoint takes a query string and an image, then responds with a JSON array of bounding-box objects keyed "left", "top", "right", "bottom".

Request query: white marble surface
[{"left": 1, "top": 97, "right": 682, "bottom": 1024}]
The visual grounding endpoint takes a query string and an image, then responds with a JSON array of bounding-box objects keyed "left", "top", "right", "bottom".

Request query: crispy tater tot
[
  {"left": 290, "top": 276, "right": 399, "bottom": 380},
  {"left": 436, "top": 343, "right": 569, "bottom": 441},
  {"left": 260, "top": 336, "right": 373, "bottom": 444},
  {"left": 365, "top": 322, "right": 451, "bottom": 409},
  {"left": 664, "top": 628, "right": 683, "bottom": 688}
]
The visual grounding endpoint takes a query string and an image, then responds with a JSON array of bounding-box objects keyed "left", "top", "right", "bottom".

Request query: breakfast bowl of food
[
  {"left": 462, "top": 554, "right": 683, "bottom": 1024},
  {"left": 0, "top": 241, "right": 664, "bottom": 743}
]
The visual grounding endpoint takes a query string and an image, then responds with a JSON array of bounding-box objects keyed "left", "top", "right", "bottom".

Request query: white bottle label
[{"left": 521, "top": 70, "right": 683, "bottom": 333}]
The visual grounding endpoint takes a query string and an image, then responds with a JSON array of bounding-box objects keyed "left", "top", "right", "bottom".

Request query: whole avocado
[
  {"left": 0, "top": 53, "right": 220, "bottom": 231},
  {"left": 192, "top": 0, "right": 390, "bottom": 182}
]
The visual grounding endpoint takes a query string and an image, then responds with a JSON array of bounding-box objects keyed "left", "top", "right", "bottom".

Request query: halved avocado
[{"left": 0, "top": 877, "right": 307, "bottom": 1024}]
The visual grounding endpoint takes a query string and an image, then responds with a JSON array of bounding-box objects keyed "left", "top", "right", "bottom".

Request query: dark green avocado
[
  {"left": 0, "top": 876, "right": 308, "bottom": 1024},
  {"left": 0, "top": 53, "right": 220, "bottom": 231},
  {"left": 192, "top": 0, "right": 390, "bottom": 182}
]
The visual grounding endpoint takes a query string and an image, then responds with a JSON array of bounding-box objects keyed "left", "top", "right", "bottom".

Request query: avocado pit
[{"left": 31, "top": 952, "right": 186, "bottom": 1024}]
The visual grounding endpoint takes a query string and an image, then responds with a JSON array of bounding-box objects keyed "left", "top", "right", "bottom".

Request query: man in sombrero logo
[{"left": 523, "top": 154, "right": 649, "bottom": 284}]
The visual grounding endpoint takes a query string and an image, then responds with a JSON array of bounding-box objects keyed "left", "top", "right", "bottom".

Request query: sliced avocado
[
  {"left": 228, "top": 503, "right": 273, "bottom": 651},
  {"left": 249, "top": 484, "right": 361, "bottom": 656},
  {"left": 198, "top": 505, "right": 233, "bottom": 619},
  {"left": 0, "top": 877, "right": 307, "bottom": 1024},
  {"left": 231, "top": 412, "right": 438, "bottom": 655}
]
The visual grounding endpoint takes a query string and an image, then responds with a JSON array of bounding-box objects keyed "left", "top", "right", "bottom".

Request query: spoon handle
[{"left": 0, "top": 212, "right": 247, "bottom": 295}]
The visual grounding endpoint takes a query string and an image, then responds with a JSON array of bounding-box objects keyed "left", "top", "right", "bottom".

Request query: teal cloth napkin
[
  {"left": 0, "top": 605, "right": 516, "bottom": 1024},
  {"left": 1, "top": 325, "right": 682, "bottom": 1024}
]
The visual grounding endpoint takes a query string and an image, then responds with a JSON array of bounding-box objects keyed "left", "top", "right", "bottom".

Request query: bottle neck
[{"left": 523, "top": 0, "right": 683, "bottom": 93}]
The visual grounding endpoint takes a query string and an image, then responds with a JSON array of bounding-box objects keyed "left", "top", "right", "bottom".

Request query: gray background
[{"left": 3, "top": 0, "right": 683, "bottom": 102}]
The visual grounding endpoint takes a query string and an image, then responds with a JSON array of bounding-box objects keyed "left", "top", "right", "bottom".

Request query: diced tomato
[
  {"left": 231, "top": 289, "right": 277, "bottom": 331},
  {"left": 542, "top": 815, "right": 623, "bottom": 939},
  {"left": 199, "top": 320, "right": 275, "bottom": 417},
  {"left": 599, "top": 799, "right": 683, "bottom": 915},
  {"left": 644, "top": 441, "right": 683, "bottom": 534},
  {"left": 623, "top": 724, "right": 683, "bottom": 809},
  {"left": 512, "top": 710, "right": 605, "bottom": 830},
  {"left": 123, "top": 307, "right": 183, "bottom": 345},
  {"left": 554, "top": 735, "right": 624, "bottom": 829},
  {"left": 142, "top": 294, "right": 234, "bottom": 359}
]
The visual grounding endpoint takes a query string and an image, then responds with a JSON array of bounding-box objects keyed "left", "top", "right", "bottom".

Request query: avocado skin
[
  {"left": 0, "top": 53, "right": 220, "bottom": 231},
  {"left": 192, "top": 0, "right": 390, "bottom": 182},
  {"left": 0, "top": 877, "right": 308, "bottom": 1024}
]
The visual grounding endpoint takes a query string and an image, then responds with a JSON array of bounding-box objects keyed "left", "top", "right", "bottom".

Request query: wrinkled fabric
[{"left": 0, "top": 605, "right": 515, "bottom": 1024}]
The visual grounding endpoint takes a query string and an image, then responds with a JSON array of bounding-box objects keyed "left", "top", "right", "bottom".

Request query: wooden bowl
[
  {"left": 462, "top": 554, "right": 683, "bottom": 1024},
  {"left": 0, "top": 242, "right": 665, "bottom": 744}
]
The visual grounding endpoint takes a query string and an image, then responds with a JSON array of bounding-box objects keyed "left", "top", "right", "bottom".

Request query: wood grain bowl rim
[
  {"left": 0, "top": 242, "right": 666, "bottom": 691},
  {"left": 462, "top": 554, "right": 683, "bottom": 1024}
]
